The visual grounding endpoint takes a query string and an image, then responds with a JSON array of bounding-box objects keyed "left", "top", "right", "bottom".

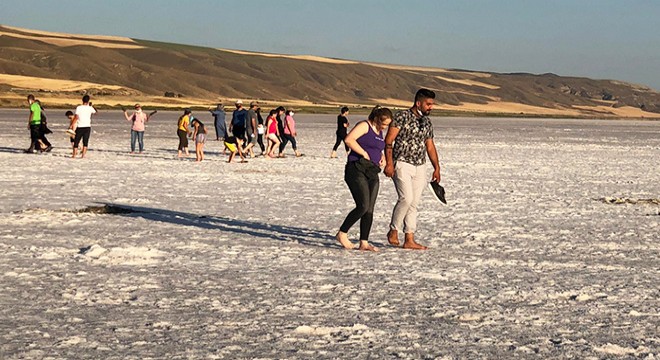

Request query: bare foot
[
  {"left": 402, "top": 233, "right": 428, "bottom": 250},
  {"left": 387, "top": 229, "right": 400, "bottom": 247},
  {"left": 336, "top": 231, "right": 355, "bottom": 250},
  {"left": 358, "top": 241, "right": 379, "bottom": 252}
]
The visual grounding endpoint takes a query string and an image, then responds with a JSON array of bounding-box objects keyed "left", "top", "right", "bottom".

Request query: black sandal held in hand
[{"left": 428, "top": 181, "right": 447, "bottom": 204}]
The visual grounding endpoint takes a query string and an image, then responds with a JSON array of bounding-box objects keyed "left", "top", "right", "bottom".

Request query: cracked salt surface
[{"left": 0, "top": 111, "right": 658, "bottom": 358}]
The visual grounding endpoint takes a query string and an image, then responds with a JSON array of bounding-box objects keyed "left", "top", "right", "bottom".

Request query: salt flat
[{"left": 0, "top": 110, "right": 658, "bottom": 359}]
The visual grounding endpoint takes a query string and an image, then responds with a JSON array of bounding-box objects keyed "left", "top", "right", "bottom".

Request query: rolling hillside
[{"left": 1, "top": 25, "right": 659, "bottom": 117}]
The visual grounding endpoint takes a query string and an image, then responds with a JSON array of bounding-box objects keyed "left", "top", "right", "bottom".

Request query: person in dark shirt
[
  {"left": 275, "top": 106, "right": 286, "bottom": 157},
  {"left": 331, "top": 106, "right": 350, "bottom": 158},
  {"left": 229, "top": 100, "right": 248, "bottom": 148},
  {"left": 256, "top": 107, "right": 266, "bottom": 155}
]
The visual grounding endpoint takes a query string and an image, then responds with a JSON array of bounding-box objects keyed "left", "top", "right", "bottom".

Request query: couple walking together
[{"left": 336, "top": 89, "right": 441, "bottom": 251}]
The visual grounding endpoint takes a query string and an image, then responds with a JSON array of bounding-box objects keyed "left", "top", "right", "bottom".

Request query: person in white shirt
[{"left": 69, "top": 95, "right": 97, "bottom": 158}]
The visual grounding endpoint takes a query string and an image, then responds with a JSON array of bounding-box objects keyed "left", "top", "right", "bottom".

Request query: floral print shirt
[{"left": 392, "top": 109, "right": 434, "bottom": 166}]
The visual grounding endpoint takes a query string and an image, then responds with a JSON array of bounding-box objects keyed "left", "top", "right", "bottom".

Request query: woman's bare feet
[
  {"left": 336, "top": 231, "right": 355, "bottom": 249},
  {"left": 358, "top": 240, "right": 379, "bottom": 252},
  {"left": 402, "top": 233, "right": 428, "bottom": 250},
  {"left": 387, "top": 229, "right": 400, "bottom": 247}
]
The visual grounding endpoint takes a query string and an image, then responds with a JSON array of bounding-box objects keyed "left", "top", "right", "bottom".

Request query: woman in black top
[
  {"left": 256, "top": 107, "right": 266, "bottom": 154},
  {"left": 331, "top": 106, "right": 350, "bottom": 158}
]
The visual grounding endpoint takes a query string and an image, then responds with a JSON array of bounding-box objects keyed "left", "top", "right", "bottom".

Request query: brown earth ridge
[{"left": 1, "top": 24, "right": 659, "bottom": 117}]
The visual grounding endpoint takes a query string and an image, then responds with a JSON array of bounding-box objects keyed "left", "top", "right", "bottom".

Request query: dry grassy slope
[{"left": 1, "top": 25, "right": 659, "bottom": 115}]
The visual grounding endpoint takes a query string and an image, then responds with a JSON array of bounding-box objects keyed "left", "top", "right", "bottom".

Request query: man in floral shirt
[{"left": 384, "top": 88, "right": 441, "bottom": 250}]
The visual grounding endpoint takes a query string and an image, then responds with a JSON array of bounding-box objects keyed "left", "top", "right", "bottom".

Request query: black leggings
[
  {"left": 177, "top": 129, "right": 188, "bottom": 150},
  {"left": 29, "top": 124, "right": 51, "bottom": 150},
  {"left": 279, "top": 134, "right": 297, "bottom": 153},
  {"left": 257, "top": 134, "right": 265, "bottom": 152},
  {"left": 340, "top": 160, "right": 380, "bottom": 241},
  {"left": 333, "top": 133, "right": 348, "bottom": 152}
]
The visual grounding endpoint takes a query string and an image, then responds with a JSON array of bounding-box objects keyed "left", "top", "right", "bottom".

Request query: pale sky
[{"left": 1, "top": 0, "right": 659, "bottom": 89}]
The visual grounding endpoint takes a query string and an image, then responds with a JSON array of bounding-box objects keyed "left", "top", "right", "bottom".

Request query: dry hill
[{"left": 1, "top": 25, "right": 659, "bottom": 117}]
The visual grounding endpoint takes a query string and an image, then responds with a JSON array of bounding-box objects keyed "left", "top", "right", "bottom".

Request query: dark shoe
[
  {"left": 24, "top": 147, "right": 36, "bottom": 154},
  {"left": 428, "top": 181, "right": 447, "bottom": 204},
  {"left": 44, "top": 145, "right": 53, "bottom": 152}
]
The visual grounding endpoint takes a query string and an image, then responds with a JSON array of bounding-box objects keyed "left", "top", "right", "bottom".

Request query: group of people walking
[
  {"left": 177, "top": 100, "right": 303, "bottom": 162},
  {"left": 23, "top": 88, "right": 443, "bottom": 251},
  {"left": 336, "top": 88, "right": 441, "bottom": 252}
]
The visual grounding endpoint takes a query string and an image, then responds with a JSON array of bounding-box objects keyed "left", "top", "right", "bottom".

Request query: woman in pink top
[
  {"left": 123, "top": 103, "right": 156, "bottom": 154},
  {"left": 265, "top": 109, "right": 281, "bottom": 158},
  {"left": 279, "top": 110, "right": 302, "bottom": 157}
]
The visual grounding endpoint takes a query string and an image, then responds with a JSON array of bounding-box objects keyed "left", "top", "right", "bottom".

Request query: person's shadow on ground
[
  {"left": 95, "top": 203, "right": 338, "bottom": 249},
  {"left": 0, "top": 146, "right": 27, "bottom": 154}
]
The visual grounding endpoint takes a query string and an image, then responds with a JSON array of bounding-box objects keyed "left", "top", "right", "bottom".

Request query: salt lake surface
[{"left": 0, "top": 109, "right": 658, "bottom": 359}]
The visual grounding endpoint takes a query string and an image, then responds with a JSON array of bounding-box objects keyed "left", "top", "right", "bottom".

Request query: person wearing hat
[
  {"left": 177, "top": 108, "right": 192, "bottom": 158},
  {"left": 123, "top": 103, "right": 156, "bottom": 154},
  {"left": 229, "top": 100, "right": 248, "bottom": 151}
]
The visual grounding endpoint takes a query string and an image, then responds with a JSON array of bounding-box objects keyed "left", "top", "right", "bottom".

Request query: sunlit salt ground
[{"left": 0, "top": 109, "right": 658, "bottom": 359}]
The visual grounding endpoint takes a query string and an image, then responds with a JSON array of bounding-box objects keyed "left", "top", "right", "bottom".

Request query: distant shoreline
[{"left": 1, "top": 105, "right": 658, "bottom": 121}]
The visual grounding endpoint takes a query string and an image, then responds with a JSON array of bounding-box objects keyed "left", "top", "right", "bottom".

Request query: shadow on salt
[{"left": 93, "top": 202, "right": 338, "bottom": 249}]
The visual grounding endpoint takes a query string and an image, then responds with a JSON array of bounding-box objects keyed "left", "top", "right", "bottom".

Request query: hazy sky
[{"left": 1, "top": 0, "right": 659, "bottom": 89}]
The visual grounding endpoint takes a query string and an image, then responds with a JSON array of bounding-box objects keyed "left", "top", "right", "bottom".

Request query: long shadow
[
  {"left": 154, "top": 147, "right": 229, "bottom": 157},
  {"left": 97, "top": 203, "right": 339, "bottom": 249},
  {"left": 0, "top": 147, "right": 28, "bottom": 154},
  {"left": 90, "top": 148, "right": 227, "bottom": 162}
]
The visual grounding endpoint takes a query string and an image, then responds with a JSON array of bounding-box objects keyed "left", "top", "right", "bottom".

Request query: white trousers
[{"left": 390, "top": 161, "right": 427, "bottom": 233}]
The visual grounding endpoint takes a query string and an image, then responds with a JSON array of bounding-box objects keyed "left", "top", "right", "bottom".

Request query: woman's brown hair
[{"left": 368, "top": 105, "right": 393, "bottom": 127}]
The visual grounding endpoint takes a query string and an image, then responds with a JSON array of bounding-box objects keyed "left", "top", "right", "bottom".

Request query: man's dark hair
[
  {"left": 276, "top": 106, "right": 285, "bottom": 112},
  {"left": 82, "top": 95, "right": 90, "bottom": 103},
  {"left": 340, "top": 106, "right": 349, "bottom": 114},
  {"left": 27, "top": 94, "right": 35, "bottom": 101},
  {"left": 65, "top": 110, "right": 74, "bottom": 117},
  {"left": 414, "top": 88, "right": 436, "bottom": 104}
]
